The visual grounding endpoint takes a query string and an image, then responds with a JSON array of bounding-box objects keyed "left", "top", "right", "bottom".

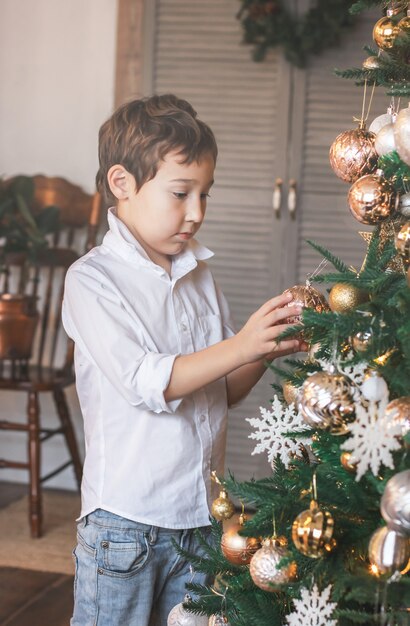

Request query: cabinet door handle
[
  {"left": 288, "top": 179, "right": 297, "bottom": 219},
  {"left": 272, "top": 178, "right": 283, "bottom": 219}
]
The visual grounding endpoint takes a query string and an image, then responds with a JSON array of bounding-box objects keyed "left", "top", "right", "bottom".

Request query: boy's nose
[{"left": 186, "top": 198, "right": 204, "bottom": 223}]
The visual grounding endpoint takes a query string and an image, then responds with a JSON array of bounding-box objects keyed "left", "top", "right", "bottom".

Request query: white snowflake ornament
[
  {"left": 285, "top": 583, "right": 337, "bottom": 626},
  {"left": 341, "top": 377, "right": 402, "bottom": 481},
  {"left": 246, "top": 395, "right": 311, "bottom": 468}
]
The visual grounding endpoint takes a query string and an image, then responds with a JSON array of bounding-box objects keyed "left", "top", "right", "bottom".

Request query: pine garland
[{"left": 236, "top": 0, "right": 357, "bottom": 67}]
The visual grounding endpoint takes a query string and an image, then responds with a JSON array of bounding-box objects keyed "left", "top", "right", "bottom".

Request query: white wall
[
  {"left": 0, "top": 0, "right": 117, "bottom": 192},
  {"left": 0, "top": 0, "right": 117, "bottom": 489}
]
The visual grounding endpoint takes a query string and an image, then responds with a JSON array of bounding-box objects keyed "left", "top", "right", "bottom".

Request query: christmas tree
[{"left": 169, "top": 2, "right": 410, "bottom": 625}]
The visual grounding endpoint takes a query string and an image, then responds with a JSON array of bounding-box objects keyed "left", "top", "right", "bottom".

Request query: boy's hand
[{"left": 235, "top": 292, "right": 306, "bottom": 364}]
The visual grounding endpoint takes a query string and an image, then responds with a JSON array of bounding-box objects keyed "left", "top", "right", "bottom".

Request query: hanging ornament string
[
  {"left": 306, "top": 258, "right": 329, "bottom": 287},
  {"left": 353, "top": 79, "right": 377, "bottom": 129}
]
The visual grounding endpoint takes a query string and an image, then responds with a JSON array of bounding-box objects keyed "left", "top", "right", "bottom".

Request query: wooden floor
[{"left": 0, "top": 482, "right": 74, "bottom": 626}]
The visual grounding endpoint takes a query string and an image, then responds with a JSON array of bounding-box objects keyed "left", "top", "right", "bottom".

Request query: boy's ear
[{"left": 107, "top": 165, "right": 136, "bottom": 200}]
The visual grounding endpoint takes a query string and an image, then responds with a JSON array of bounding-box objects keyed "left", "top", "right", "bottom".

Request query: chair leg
[
  {"left": 53, "top": 388, "right": 83, "bottom": 490},
  {"left": 27, "top": 391, "right": 42, "bottom": 538}
]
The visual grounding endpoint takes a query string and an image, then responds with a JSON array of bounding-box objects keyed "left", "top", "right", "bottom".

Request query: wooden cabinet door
[
  {"left": 295, "top": 9, "right": 389, "bottom": 282},
  {"left": 143, "top": 0, "right": 298, "bottom": 479}
]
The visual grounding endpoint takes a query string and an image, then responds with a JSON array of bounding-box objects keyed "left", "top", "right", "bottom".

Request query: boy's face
[{"left": 117, "top": 151, "right": 215, "bottom": 273}]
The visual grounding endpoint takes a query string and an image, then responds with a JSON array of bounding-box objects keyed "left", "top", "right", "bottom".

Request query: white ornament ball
[
  {"left": 375, "top": 123, "right": 396, "bottom": 156},
  {"left": 369, "top": 112, "right": 393, "bottom": 135},
  {"left": 400, "top": 192, "right": 410, "bottom": 218},
  {"left": 394, "top": 106, "right": 410, "bottom": 166},
  {"left": 361, "top": 371, "right": 389, "bottom": 402},
  {"left": 381, "top": 470, "right": 410, "bottom": 535},
  {"left": 168, "top": 596, "right": 209, "bottom": 626}
]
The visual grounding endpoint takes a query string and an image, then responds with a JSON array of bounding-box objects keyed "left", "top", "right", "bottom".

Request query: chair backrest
[{"left": 1, "top": 175, "right": 104, "bottom": 371}]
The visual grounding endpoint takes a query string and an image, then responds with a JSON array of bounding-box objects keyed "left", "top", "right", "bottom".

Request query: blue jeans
[{"left": 71, "top": 509, "right": 212, "bottom": 626}]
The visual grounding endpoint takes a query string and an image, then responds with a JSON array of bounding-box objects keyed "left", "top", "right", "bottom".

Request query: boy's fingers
[
  {"left": 265, "top": 305, "right": 302, "bottom": 327},
  {"left": 260, "top": 292, "right": 293, "bottom": 315}
]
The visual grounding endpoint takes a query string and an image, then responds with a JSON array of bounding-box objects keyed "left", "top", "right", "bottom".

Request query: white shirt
[{"left": 62, "top": 208, "right": 236, "bottom": 528}]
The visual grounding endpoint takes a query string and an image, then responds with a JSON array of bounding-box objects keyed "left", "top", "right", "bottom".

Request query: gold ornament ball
[
  {"left": 362, "top": 55, "right": 380, "bottom": 70},
  {"left": 369, "top": 526, "right": 410, "bottom": 576},
  {"left": 250, "top": 537, "right": 297, "bottom": 591},
  {"left": 373, "top": 16, "right": 400, "bottom": 50},
  {"left": 395, "top": 222, "right": 410, "bottom": 268},
  {"left": 399, "top": 15, "right": 410, "bottom": 34},
  {"left": 292, "top": 500, "right": 335, "bottom": 558},
  {"left": 221, "top": 515, "right": 260, "bottom": 566},
  {"left": 348, "top": 172, "right": 397, "bottom": 225},
  {"left": 386, "top": 396, "right": 410, "bottom": 440},
  {"left": 329, "top": 127, "right": 378, "bottom": 183},
  {"left": 352, "top": 329, "right": 373, "bottom": 353},
  {"left": 340, "top": 451, "right": 357, "bottom": 472},
  {"left": 283, "top": 380, "right": 299, "bottom": 405},
  {"left": 283, "top": 284, "right": 330, "bottom": 324},
  {"left": 211, "top": 489, "right": 235, "bottom": 521},
  {"left": 297, "top": 370, "right": 355, "bottom": 434},
  {"left": 328, "top": 283, "right": 369, "bottom": 313}
]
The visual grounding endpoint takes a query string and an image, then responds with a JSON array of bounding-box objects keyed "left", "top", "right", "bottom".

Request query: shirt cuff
[{"left": 136, "top": 352, "right": 182, "bottom": 414}]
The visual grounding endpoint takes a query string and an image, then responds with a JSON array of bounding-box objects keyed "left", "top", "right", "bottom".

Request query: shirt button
[
  {"left": 200, "top": 414, "right": 206, "bottom": 422},
  {"left": 180, "top": 323, "right": 188, "bottom": 331}
]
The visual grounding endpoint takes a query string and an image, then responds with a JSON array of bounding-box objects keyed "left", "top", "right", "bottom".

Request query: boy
[{"left": 62, "top": 94, "right": 304, "bottom": 626}]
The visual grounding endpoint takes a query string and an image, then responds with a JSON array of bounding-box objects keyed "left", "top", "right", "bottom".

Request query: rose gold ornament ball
[
  {"left": 221, "top": 517, "right": 260, "bottom": 566},
  {"left": 250, "top": 537, "right": 297, "bottom": 591},
  {"left": 348, "top": 172, "right": 396, "bottom": 224},
  {"left": 329, "top": 127, "right": 378, "bottom": 183},
  {"left": 283, "top": 284, "right": 330, "bottom": 324}
]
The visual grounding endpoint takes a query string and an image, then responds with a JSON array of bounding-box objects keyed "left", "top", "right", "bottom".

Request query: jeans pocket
[
  {"left": 72, "top": 547, "right": 78, "bottom": 599},
  {"left": 98, "top": 534, "right": 151, "bottom": 578}
]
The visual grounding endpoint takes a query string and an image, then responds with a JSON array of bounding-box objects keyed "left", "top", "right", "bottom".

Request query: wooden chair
[{"left": 0, "top": 175, "right": 103, "bottom": 537}]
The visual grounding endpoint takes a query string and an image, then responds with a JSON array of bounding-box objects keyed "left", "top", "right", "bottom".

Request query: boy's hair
[{"left": 96, "top": 94, "right": 218, "bottom": 201}]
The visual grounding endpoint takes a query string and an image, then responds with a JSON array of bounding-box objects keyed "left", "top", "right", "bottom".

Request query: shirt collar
[{"left": 102, "top": 207, "right": 214, "bottom": 278}]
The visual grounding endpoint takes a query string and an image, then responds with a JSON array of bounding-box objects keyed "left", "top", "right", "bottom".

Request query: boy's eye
[
  {"left": 201, "top": 193, "right": 211, "bottom": 200},
  {"left": 172, "top": 192, "right": 187, "bottom": 199}
]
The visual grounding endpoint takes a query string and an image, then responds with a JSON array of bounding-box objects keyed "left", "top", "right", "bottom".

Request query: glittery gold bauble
[
  {"left": 348, "top": 172, "right": 397, "bottom": 225},
  {"left": 340, "top": 451, "right": 357, "bottom": 472},
  {"left": 373, "top": 16, "right": 400, "bottom": 50},
  {"left": 386, "top": 397, "right": 410, "bottom": 440},
  {"left": 209, "top": 615, "right": 230, "bottom": 626},
  {"left": 292, "top": 499, "right": 335, "bottom": 558},
  {"left": 352, "top": 329, "right": 373, "bottom": 353},
  {"left": 211, "top": 489, "right": 235, "bottom": 521},
  {"left": 221, "top": 514, "right": 260, "bottom": 566},
  {"left": 297, "top": 370, "right": 355, "bottom": 434},
  {"left": 381, "top": 469, "right": 410, "bottom": 535},
  {"left": 283, "top": 380, "right": 299, "bottom": 405},
  {"left": 329, "top": 127, "right": 378, "bottom": 183},
  {"left": 362, "top": 55, "right": 380, "bottom": 69},
  {"left": 250, "top": 537, "right": 297, "bottom": 591},
  {"left": 328, "top": 283, "right": 369, "bottom": 313},
  {"left": 283, "top": 284, "right": 330, "bottom": 323},
  {"left": 395, "top": 222, "right": 410, "bottom": 268},
  {"left": 368, "top": 526, "right": 410, "bottom": 575}
]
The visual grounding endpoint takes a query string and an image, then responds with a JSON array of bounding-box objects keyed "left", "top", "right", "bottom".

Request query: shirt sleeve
[{"left": 62, "top": 262, "right": 182, "bottom": 414}]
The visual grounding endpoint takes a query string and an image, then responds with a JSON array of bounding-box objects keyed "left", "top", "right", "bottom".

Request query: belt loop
[{"left": 149, "top": 526, "right": 158, "bottom": 545}]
